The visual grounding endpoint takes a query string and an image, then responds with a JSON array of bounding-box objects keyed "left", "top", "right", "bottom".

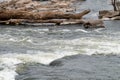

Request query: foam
[
  {"left": 75, "top": 29, "right": 89, "bottom": 33},
  {"left": 0, "top": 36, "right": 120, "bottom": 80},
  {"left": 0, "top": 58, "right": 22, "bottom": 80},
  {"left": 0, "top": 69, "right": 17, "bottom": 80},
  {"left": 0, "top": 50, "right": 78, "bottom": 80}
]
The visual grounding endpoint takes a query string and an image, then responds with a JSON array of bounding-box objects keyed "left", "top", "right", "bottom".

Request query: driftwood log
[
  {"left": 0, "top": 0, "right": 105, "bottom": 29},
  {"left": 99, "top": 10, "right": 119, "bottom": 18},
  {"left": 99, "top": 0, "right": 120, "bottom": 20},
  {"left": 0, "top": 0, "right": 75, "bottom": 12},
  {"left": 0, "top": 19, "right": 63, "bottom": 25},
  {"left": 0, "top": 0, "right": 91, "bottom": 26},
  {"left": 0, "top": 9, "right": 90, "bottom": 20},
  {"left": 99, "top": 10, "right": 120, "bottom": 20},
  {"left": 0, "top": 19, "right": 85, "bottom": 25}
]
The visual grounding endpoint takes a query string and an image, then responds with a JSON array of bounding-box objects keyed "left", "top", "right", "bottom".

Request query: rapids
[{"left": 0, "top": 0, "right": 120, "bottom": 80}]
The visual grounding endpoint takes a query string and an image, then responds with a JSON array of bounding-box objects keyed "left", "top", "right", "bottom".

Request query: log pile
[
  {"left": 0, "top": 0, "right": 105, "bottom": 29},
  {"left": 99, "top": 10, "right": 120, "bottom": 20},
  {"left": 99, "top": 0, "right": 120, "bottom": 20}
]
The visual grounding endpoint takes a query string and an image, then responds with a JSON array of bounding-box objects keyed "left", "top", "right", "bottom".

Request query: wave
[{"left": 0, "top": 36, "right": 120, "bottom": 80}]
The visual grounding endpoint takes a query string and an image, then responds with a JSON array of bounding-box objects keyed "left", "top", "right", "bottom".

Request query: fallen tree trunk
[
  {"left": 0, "top": 18, "right": 105, "bottom": 29},
  {"left": 0, "top": 9, "right": 90, "bottom": 20},
  {"left": 111, "top": 16, "right": 120, "bottom": 20},
  {"left": 0, "top": 19, "right": 85, "bottom": 25},
  {"left": 0, "top": 19, "right": 105, "bottom": 29},
  {"left": 99, "top": 10, "right": 120, "bottom": 20},
  {"left": 0, "top": 0, "right": 105, "bottom": 29},
  {"left": 0, "top": 0, "right": 33, "bottom": 10},
  {"left": 0, "top": 19, "right": 63, "bottom": 25},
  {"left": 0, "top": 0, "right": 18, "bottom": 9},
  {"left": 61, "top": 19, "right": 84, "bottom": 25}
]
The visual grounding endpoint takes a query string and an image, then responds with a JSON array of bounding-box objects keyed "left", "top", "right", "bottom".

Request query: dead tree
[
  {"left": 111, "top": 0, "right": 120, "bottom": 13},
  {"left": 115, "top": 0, "right": 120, "bottom": 15},
  {"left": 0, "top": 0, "right": 105, "bottom": 28},
  {"left": 111, "top": 0, "right": 117, "bottom": 11}
]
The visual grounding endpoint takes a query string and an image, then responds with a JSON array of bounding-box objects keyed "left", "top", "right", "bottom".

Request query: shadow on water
[{"left": 16, "top": 54, "right": 120, "bottom": 80}]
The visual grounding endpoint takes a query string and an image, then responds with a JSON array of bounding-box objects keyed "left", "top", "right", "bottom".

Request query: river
[{"left": 0, "top": 0, "right": 120, "bottom": 80}]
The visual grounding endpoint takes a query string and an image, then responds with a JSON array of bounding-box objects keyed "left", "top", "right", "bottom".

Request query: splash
[{"left": 0, "top": 58, "right": 22, "bottom": 80}]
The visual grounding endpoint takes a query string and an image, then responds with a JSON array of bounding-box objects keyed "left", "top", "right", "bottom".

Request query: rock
[
  {"left": 83, "top": 19, "right": 105, "bottom": 29},
  {"left": 49, "top": 60, "right": 63, "bottom": 66}
]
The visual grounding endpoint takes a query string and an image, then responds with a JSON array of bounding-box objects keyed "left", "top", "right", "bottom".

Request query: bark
[
  {"left": 111, "top": 0, "right": 117, "bottom": 11},
  {"left": 0, "top": 19, "right": 63, "bottom": 25},
  {"left": 0, "top": 0, "right": 18, "bottom": 9},
  {"left": 0, "top": 0, "right": 93, "bottom": 26},
  {"left": 61, "top": 19, "right": 84, "bottom": 25},
  {"left": 99, "top": 10, "right": 119, "bottom": 19},
  {"left": 0, "top": 19, "right": 85, "bottom": 25},
  {"left": 0, "top": 9, "right": 90, "bottom": 20},
  {"left": 0, "top": 0, "right": 75, "bottom": 12},
  {"left": 111, "top": 16, "right": 120, "bottom": 20}
]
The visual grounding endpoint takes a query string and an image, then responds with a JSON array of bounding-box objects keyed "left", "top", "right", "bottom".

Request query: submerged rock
[
  {"left": 83, "top": 19, "right": 105, "bottom": 29},
  {"left": 16, "top": 54, "right": 120, "bottom": 80},
  {"left": 49, "top": 60, "right": 63, "bottom": 67}
]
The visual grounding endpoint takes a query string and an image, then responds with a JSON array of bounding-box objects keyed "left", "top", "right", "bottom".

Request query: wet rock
[
  {"left": 0, "top": 67, "right": 4, "bottom": 71},
  {"left": 16, "top": 54, "right": 120, "bottom": 80},
  {"left": 49, "top": 60, "right": 63, "bottom": 66},
  {"left": 83, "top": 19, "right": 105, "bottom": 29},
  {"left": 23, "top": 78, "right": 37, "bottom": 80}
]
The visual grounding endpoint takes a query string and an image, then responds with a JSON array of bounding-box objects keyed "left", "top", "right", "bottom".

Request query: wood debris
[{"left": 0, "top": 0, "right": 105, "bottom": 29}]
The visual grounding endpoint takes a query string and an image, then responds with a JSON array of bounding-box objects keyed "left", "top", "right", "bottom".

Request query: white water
[
  {"left": 0, "top": 58, "right": 21, "bottom": 80},
  {"left": 0, "top": 20, "right": 119, "bottom": 80},
  {"left": 0, "top": 51, "right": 78, "bottom": 80},
  {"left": 0, "top": 33, "right": 120, "bottom": 80},
  {"left": 0, "top": 0, "right": 119, "bottom": 79}
]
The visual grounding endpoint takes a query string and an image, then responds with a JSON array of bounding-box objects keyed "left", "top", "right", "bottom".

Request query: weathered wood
[
  {"left": 0, "top": 19, "right": 24, "bottom": 25},
  {"left": 0, "top": 0, "right": 18, "bottom": 9},
  {"left": 0, "top": 19, "right": 85, "bottom": 25},
  {"left": 0, "top": 0, "right": 75, "bottom": 13},
  {"left": 0, "top": 9, "right": 90, "bottom": 20},
  {"left": 111, "top": 16, "right": 120, "bottom": 20},
  {"left": 99, "top": 10, "right": 120, "bottom": 19},
  {"left": 0, "top": 0, "right": 94, "bottom": 26},
  {"left": 61, "top": 19, "right": 84, "bottom": 25},
  {"left": 111, "top": 0, "right": 117, "bottom": 11},
  {"left": 0, "top": 19, "right": 63, "bottom": 25}
]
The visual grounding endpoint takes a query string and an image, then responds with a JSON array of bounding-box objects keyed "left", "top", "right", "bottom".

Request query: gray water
[
  {"left": 16, "top": 54, "right": 120, "bottom": 80},
  {"left": 0, "top": 0, "right": 120, "bottom": 80}
]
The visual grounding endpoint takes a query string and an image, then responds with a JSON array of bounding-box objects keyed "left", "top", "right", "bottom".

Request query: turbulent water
[{"left": 0, "top": 0, "right": 120, "bottom": 80}]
